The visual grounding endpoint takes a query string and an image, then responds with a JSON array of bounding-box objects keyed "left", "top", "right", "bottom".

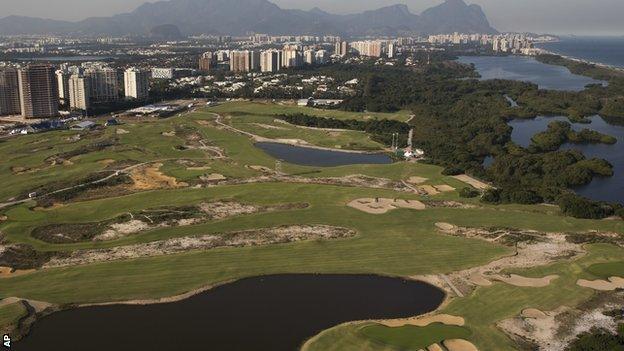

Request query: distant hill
[{"left": 0, "top": 0, "right": 497, "bottom": 37}]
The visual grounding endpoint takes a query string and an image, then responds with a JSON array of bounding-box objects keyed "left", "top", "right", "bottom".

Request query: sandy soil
[
  {"left": 130, "top": 163, "right": 188, "bottom": 190},
  {"left": 427, "top": 344, "right": 444, "bottom": 351},
  {"left": 248, "top": 165, "right": 274, "bottom": 173},
  {"left": 435, "top": 185, "right": 456, "bottom": 192},
  {"left": 0, "top": 266, "right": 34, "bottom": 278},
  {"left": 44, "top": 225, "right": 355, "bottom": 267},
  {"left": 407, "top": 176, "right": 428, "bottom": 184},
  {"left": 577, "top": 277, "right": 624, "bottom": 291},
  {"left": 452, "top": 175, "right": 491, "bottom": 190},
  {"left": 436, "top": 224, "right": 585, "bottom": 295},
  {"left": 162, "top": 131, "right": 176, "bottom": 137},
  {"left": 420, "top": 185, "right": 441, "bottom": 196},
  {"left": 443, "top": 339, "right": 479, "bottom": 351},
  {"left": 348, "top": 198, "right": 426, "bottom": 214},
  {"left": 490, "top": 274, "right": 559, "bottom": 288},
  {"left": 498, "top": 299, "right": 624, "bottom": 351},
  {"left": 379, "top": 314, "right": 465, "bottom": 327},
  {"left": 94, "top": 220, "right": 156, "bottom": 241},
  {"left": 116, "top": 128, "right": 130, "bottom": 135}
]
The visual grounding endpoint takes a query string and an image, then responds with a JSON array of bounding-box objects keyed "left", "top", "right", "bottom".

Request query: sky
[{"left": 3, "top": 0, "right": 624, "bottom": 36}]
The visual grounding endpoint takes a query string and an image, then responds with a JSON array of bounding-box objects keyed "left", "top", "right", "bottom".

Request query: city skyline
[{"left": 1, "top": 0, "right": 623, "bottom": 36}]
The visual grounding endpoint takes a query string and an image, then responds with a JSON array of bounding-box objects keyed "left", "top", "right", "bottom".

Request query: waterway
[
  {"left": 458, "top": 55, "right": 605, "bottom": 91},
  {"left": 17, "top": 274, "right": 445, "bottom": 351}
]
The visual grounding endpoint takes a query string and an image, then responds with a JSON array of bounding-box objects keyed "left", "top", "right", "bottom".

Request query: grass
[
  {"left": 360, "top": 323, "right": 471, "bottom": 350},
  {"left": 586, "top": 261, "right": 624, "bottom": 279}
]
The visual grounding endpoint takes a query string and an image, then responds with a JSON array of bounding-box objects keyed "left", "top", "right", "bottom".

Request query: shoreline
[{"left": 534, "top": 44, "right": 624, "bottom": 72}]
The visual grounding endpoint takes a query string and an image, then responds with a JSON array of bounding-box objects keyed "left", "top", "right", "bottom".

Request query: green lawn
[
  {"left": 360, "top": 323, "right": 471, "bottom": 350},
  {"left": 0, "top": 302, "right": 27, "bottom": 333}
]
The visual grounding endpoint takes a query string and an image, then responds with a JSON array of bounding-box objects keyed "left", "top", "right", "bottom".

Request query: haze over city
[{"left": 2, "top": 0, "right": 624, "bottom": 35}]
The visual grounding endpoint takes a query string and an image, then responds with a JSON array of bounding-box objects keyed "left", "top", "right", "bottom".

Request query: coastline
[{"left": 535, "top": 43, "right": 624, "bottom": 72}]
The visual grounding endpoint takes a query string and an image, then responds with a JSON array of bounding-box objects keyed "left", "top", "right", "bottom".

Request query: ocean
[{"left": 536, "top": 36, "right": 624, "bottom": 68}]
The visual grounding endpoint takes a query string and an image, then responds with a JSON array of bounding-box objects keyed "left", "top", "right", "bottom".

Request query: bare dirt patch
[
  {"left": 348, "top": 198, "right": 426, "bottom": 214},
  {"left": 129, "top": 163, "right": 188, "bottom": 190},
  {"left": 45, "top": 225, "right": 355, "bottom": 267},
  {"left": 420, "top": 185, "right": 440, "bottom": 196},
  {"left": 434, "top": 185, "right": 455, "bottom": 192}
]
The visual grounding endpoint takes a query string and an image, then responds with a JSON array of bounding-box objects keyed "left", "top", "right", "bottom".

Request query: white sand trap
[
  {"left": 469, "top": 272, "right": 492, "bottom": 286},
  {"left": 116, "top": 128, "right": 130, "bottom": 135},
  {"left": 248, "top": 165, "right": 273, "bottom": 172},
  {"left": 491, "top": 274, "right": 558, "bottom": 287},
  {"left": 577, "top": 276, "right": 624, "bottom": 291},
  {"left": 435, "top": 222, "right": 457, "bottom": 231},
  {"left": 522, "top": 308, "right": 548, "bottom": 319},
  {"left": 162, "top": 131, "right": 176, "bottom": 137},
  {"left": 434, "top": 185, "right": 456, "bottom": 192},
  {"left": 427, "top": 344, "right": 445, "bottom": 351},
  {"left": 420, "top": 185, "right": 440, "bottom": 195},
  {"left": 444, "top": 339, "right": 479, "bottom": 351},
  {"left": 452, "top": 175, "right": 491, "bottom": 190},
  {"left": 380, "top": 314, "right": 465, "bottom": 328},
  {"left": 348, "top": 198, "right": 426, "bottom": 214},
  {"left": 407, "top": 176, "right": 428, "bottom": 184}
]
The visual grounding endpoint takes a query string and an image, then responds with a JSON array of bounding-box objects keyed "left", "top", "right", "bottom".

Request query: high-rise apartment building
[
  {"left": 18, "top": 65, "right": 59, "bottom": 119},
  {"left": 124, "top": 68, "right": 150, "bottom": 100},
  {"left": 230, "top": 51, "right": 260, "bottom": 73},
  {"left": 199, "top": 51, "right": 215, "bottom": 71},
  {"left": 351, "top": 41, "right": 383, "bottom": 58},
  {"left": 303, "top": 50, "right": 316, "bottom": 65},
  {"left": 84, "top": 66, "right": 120, "bottom": 103},
  {"left": 315, "top": 50, "right": 330, "bottom": 64},
  {"left": 335, "top": 41, "right": 349, "bottom": 57},
  {"left": 0, "top": 67, "right": 21, "bottom": 116},
  {"left": 260, "top": 50, "right": 280, "bottom": 73},
  {"left": 69, "top": 75, "right": 91, "bottom": 111},
  {"left": 55, "top": 69, "right": 70, "bottom": 104},
  {"left": 282, "top": 48, "right": 302, "bottom": 68}
]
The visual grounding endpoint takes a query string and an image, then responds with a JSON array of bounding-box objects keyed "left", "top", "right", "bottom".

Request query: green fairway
[
  {"left": 360, "top": 323, "right": 471, "bottom": 350},
  {"left": 586, "top": 261, "right": 624, "bottom": 279}
]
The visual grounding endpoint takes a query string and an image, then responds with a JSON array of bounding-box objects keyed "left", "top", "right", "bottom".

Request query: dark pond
[
  {"left": 17, "top": 274, "right": 445, "bottom": 351},
  {"left": 458, "top": 56, "right": 606, "bottom": 91},
  {"left": 508, "top": 115, "right": 624, "bottom": 204},
  {"left": 256, "top": 142, "right": 393, "bottom": 167}
]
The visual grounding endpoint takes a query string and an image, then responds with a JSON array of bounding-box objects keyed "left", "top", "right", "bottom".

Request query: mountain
[{"left": 0, "top": 0, "right": 497, "bottom": 37}]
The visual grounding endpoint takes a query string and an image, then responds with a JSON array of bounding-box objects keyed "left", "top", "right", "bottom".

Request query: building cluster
[
  {"left": 491, "top": 34, "right": 534, "bottom": 54},
  {"left": 0, "top": 63, "right": 151, "bottom": 118},
  {"left": 427, "top": 32, "right": 541, "bottom": 54},
  {"left": 199, "top": 45, "right": 331, "bottom": 73}
]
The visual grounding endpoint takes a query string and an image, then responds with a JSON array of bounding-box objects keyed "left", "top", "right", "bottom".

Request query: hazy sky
[{"left": 3, "top": 0, "right": 624, "bottom": 35}]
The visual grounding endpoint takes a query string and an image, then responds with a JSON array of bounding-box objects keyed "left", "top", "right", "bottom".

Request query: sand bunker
[
  {"left": 380, "top": 314, "right": 465, "bottom": 328},
  {"left": 45, "top": 225, "right": 355, "bottom": 267},
  {"left": 452, "top": 175, "right": 491, "bottom": 190},
  {"left": 490, "top": 274, "right": 559, "bottom": 288},
  {"left": 130, "top": 163, "right": 187, "bottom": 190},
  {"left": 469, "top": 272, "right": 492, "bottom": 286},
  {"left": 420, "top": 185, "right": 440, "bottom": 196},
  {"left": 427, "top": 344, "right": 445, "bottom": 351},
  {"left": 116, "top": 128, "right": 130, "bottom": 135},
  {"left": 162, "top": 131, "right": 176, "bottom": 137},
  {"left": 248, "top": 165, "right": 273, "bottom": 173},
  {"left": 434, "top": 185, "right": 455, "bottom": 192},
  {"left": 443, "top": 339, "right": 479, "bottom": 351},
  {"left": 348, "top": 198, "right": 426, "bottom": 214},
  {"left": 577, "top": 277, "right": 624, "bottom": 291},
  {"left": 407, "top": 176, "right": 428, "bottom": 184}
]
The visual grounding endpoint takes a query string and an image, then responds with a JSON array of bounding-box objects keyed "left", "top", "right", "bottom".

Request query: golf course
[{"left": 1, "top": 100, "right": 623, "bottom": 350}]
